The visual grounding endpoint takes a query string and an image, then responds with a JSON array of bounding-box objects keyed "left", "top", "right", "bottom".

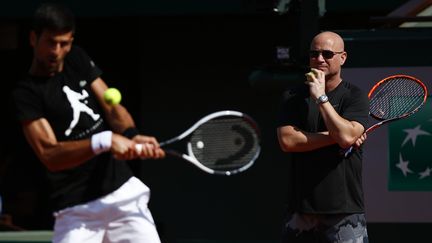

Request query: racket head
[
  {"left": 172, "top": 111, "right": 261, "bottom": 176},
  {"left": 368, "top": 74, "right": 427, "bottom": 121}
]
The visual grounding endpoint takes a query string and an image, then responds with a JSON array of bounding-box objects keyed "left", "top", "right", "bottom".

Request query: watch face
[{"left": 317, "top": 95, "right": 328, "bottom": 104}]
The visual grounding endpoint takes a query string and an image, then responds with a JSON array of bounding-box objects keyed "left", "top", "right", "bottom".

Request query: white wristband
[{"left": 91, "top": 131, "right": 113, "bottom": 155}]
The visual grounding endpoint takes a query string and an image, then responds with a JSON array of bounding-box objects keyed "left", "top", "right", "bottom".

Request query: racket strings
[
  {"left": 369, "top": 77, "right": 426, "bottom": 119},
  {"left": 189, "top": 117, "right": 260, "bottom": 171}
]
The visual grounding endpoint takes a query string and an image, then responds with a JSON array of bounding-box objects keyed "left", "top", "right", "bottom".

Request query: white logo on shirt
[
  {"left": 62, "top": 85, "right": 100, "bottom": 136},
  {"left": 79, "top": 80, "right": 87, "bottom": 87}
]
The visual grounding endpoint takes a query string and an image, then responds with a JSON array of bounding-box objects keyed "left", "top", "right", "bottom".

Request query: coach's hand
[
  {"left": 305, "top": 68, "right": 326, "bottom": 100},
  {"left": 353, "top": 133, "right": 367, "bottom": 148}
]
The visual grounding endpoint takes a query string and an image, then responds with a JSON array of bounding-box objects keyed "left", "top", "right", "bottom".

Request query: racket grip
[
  {"left": 342, "top": 146, "right": 354, "bottom": 158},
  {"left": 135, "top": 143, "right": 156, "bottom": 153},
  {"left": 135, "top": 144, "right": 143, "bottom": 153}
]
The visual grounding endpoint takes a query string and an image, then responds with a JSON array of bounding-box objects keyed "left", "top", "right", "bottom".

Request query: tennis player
[{"left": 13, "top": 3, "right": 165, "bottom": 243}]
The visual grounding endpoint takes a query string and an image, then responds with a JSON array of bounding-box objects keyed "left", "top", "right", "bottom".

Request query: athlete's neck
[
  {"left": 325, "top": 76, "right": 343, "bottom": 93},
  {"left": 29, "top": 58, "right": 64, "bottom": 77}
]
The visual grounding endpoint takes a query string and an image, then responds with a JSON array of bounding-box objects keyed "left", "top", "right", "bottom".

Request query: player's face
[
  {"left": 309, "top": 36, "right": 346, "bottom": 78},
  {"left": 31, "top": 29, "right": 74, "bottom": 75}
]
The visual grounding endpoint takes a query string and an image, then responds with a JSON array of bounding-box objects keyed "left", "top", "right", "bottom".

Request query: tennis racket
[
  {"left": 343, "top": 74, "right": 428, "bottom": 157},
  {"left": 145, "top": 110, "right": 261, "bottom": 176}
]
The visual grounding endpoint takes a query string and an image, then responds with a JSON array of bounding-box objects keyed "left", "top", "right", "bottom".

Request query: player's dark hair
[{"left": 32, "top": 3, "right": 75, "bottom": 36}]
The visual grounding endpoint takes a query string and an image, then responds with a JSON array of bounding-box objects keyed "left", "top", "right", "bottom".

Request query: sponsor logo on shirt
[{"left": 62, "top": 85, "right": 101, "bottom": 137}]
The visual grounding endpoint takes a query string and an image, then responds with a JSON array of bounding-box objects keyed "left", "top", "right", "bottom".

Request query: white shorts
[{"left": 52, "top": 176, "right": 161, "bottom": 243}]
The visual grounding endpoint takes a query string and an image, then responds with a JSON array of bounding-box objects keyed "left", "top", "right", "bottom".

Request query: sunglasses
[{"left": 309, "top": 50, "right": 344, "bottom": 59}]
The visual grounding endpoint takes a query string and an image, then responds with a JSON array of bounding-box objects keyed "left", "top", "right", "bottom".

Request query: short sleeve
[
  {"left": 342, "top": 86, "right": 369, "bottom": 129},
  {"left": 13, "top": 81, "right": 44, "bottom": 122},
  {"left": 66, "top": 46, "right": 103, "bottom": 84}
]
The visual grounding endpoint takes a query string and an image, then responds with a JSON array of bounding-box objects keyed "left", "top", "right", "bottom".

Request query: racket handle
[
  {"left": 135, "top": 143, "right": 157, "bottom": 154},
  {"left": 342, "top": 146, "right": 354, "bottom": 158},
  {"left": 135, "top": 144, "right": 143, "bottom": 153}
]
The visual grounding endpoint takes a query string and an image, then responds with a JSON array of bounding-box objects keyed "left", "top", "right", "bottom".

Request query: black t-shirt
[
  {"left": 13, "top": 46, "right": 133, "bottom": 211},
  {"left": 278, "top": 81, "right": 369, "bottom": 214}
]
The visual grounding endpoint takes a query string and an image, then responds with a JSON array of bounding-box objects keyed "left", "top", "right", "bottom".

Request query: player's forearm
[
  {"left": 90, "top": 78, "right": 137, "bottom": 134},
  {"left": 22, "top": 119, "right": 96, "bottom": 171},
  {"left": 31, "top": 139, "right": 95, "bottom": 172},
  {"left": 318, "top": 102, "right": 361, "bottom": 148},
  {"left": 105, "top": 104, "right": 136, "bottom": 134},
  {"left": 277, "top": 126, "right": 335, "bottom": 152}
]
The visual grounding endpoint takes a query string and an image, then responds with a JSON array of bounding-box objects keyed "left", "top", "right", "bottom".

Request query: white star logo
[
  {"left": 389, "top": 98, "right": 432, "bottom": 190},
  {"left": 401, "top": 125, "right": 431, "bottom": 147},
  {"left": 396, "top": 153, "right": 413, "bottom": 177},
  {"left": 419, "top": 167, "right": 431, "bottom": 179}
]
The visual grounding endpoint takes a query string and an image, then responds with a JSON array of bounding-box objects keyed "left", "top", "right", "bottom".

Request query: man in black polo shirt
[{"left": 277, "top": 31, "right": 369, "bottom": 242}]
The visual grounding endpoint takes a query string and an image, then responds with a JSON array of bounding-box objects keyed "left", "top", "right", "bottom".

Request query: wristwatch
[{"left": 316, "top": 94, "right": 329, "bottom": 104}]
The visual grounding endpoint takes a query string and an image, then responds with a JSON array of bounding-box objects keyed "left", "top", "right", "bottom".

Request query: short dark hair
[{"left": 32, "top": 3, "right": 75, "bottom": 36}]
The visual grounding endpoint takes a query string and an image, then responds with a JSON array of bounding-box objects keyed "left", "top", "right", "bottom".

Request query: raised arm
[
  {"left": 91, "top": 77, "right": 165, "bottom": 159},
  {"left": 90, "top": 77, "right": 135, "bottom": 133},
  {"left": 318, "top": 102, "right": 365, "bottom": 148},
  {"left": 306, "top": 69, "right": 365, "bottom": 149}
]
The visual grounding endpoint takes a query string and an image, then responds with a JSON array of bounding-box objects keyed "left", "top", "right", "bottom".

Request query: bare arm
[
  {"left": 318, "top": 102, "right": 365, "bottom": 148},
  {"left": 91, "top": 78, "right": 165, "bottom": 159},
  {"left": 22, "top": 118, "right": 139, "bottom": 172},
  {"left": 277, "top": 125, "right": 335, "bottom": 152},
  {"left": 306, "top": 69, "right": 365, "bottom": 149},
  {"left": 21, "top": 78, "right": 164, "bottom": 172},
  {"left": 91, "top": 77, "right": 135, "bottom": 133},
  {"left": 22, "top": 118, "right": 94, "bottom": 171}
]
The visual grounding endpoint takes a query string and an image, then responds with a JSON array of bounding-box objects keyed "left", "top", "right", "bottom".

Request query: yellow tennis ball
[
  {"left": 104, "top": 88, "right": 122, "bottom": 105},
  {"left": 305, "top": 72, "right": 314, "bottom": 81}
]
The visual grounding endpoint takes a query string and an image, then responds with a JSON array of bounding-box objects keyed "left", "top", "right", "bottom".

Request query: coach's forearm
[
  {"left": 277, "top": 126, "right": 335, "bottom": 152},
  {"left": 318, "top": 102, "right": 363, "bottom": 148}
]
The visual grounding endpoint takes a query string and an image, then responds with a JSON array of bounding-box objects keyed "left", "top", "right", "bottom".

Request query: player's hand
[
  {"left": 305, "top": 68, "right": 326, "bottom": 100},
  {"left": 353, "top": 133, "right": 367, "bottom": 148},
  {"left": 132, "top": 135, "right": 166, "bottom": 159},
  {"left": 110, "top": 133, "right": 137, "bottom": 160}
]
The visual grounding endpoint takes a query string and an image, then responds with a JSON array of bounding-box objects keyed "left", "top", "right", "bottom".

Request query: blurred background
[{"left": 1, "top": 0, "right": 432, "bottom": 242}]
